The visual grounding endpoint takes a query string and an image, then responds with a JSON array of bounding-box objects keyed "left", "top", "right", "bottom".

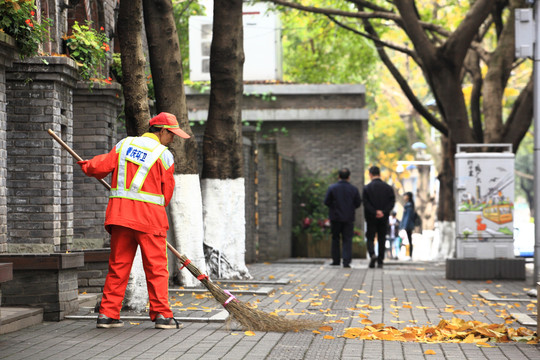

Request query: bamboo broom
[{"left": 47, "top": 129, "right": 322, "bottom": 332}]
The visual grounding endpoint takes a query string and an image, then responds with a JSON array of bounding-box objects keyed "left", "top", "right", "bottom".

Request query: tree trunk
[
  {"left": 117, "top": 0, "right": 150, "bottom": 136},
  {"left": 436, "top": 135, "right": 456, "bottom": 223},
  {"left": 142, "top": 0, "right": 206, "bottom": 286},
  {"left": 434, "top": 135, "right": 456, "bottom": 260},
  {"left": 203, "top": 1, "right": 244, "bottom": 180},
  {"left": 201, "top": 0, "right": 249, "bottom": 279}
]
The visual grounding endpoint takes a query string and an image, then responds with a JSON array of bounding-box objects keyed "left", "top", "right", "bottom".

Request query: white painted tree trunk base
[
  {"left": 124, "top": 247, "right": 148, "bottom": 312},
  {"left": 169, "top": 174, "right": 207, "bottom": 287},
  {"left": 202, "top": 178, "right": 251, "bottom": 280},
  {"left": 432, "top": 221, "right": 456, "bottom": 260}
]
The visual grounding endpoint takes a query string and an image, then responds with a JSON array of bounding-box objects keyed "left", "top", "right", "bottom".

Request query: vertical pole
[{"left": 533, "top": 0, "right": 540, "bottom": 285}]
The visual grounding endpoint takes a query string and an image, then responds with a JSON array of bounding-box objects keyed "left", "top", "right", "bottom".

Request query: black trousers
[
  {"left": 405, "top": 229, "right": 413, "bottom": 258},
  {"left": 366, "top": 217, "right": 388, "bottom": 264},
  {"left": 330, "top": 221, "right": 354, "bottom": 266}
]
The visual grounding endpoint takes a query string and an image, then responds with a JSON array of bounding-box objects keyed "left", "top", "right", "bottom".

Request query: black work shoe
[
  {"left": 155, "top": 314, "right": 182, "bottom": 329},
  {"left": 377, "top": 262, "right": 384, "bottom": 268},
  {"left": 330, "top": 263, "right": 340, "bottom": 266},
  {"left": 369, "top": 258, "right": 376, "bottom": 268},
  {"left": 96, "top": 314, "right": 124, "bottom": 328}
]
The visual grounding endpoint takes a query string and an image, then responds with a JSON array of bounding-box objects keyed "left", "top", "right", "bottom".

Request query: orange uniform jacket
[{"left": 79, "top": 133, "right": 175, "bottom": 236}]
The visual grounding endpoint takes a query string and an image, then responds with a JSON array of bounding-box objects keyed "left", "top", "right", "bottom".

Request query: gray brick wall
[
  {"left": 260, "top": 120, "right": 366, "bottom": 195},
  {"left": 72, "top": 82, "right": 122, "bottom": 247},
  {"left": 254, "top": 144, "right": 294, "bottom": 261},
  {"left": 242, "top": 127, "right": 257, "bottom": 263},
  {"left": 2, "top": 268, "right": 80, "bottom": 321},
  {"left": 277, "top": 155, "right": 294, "bottom": 258},
  {"left": 0, "top": 35, "right": 17, "bottom": 253},
  {"left": 5, "top": 56, "right": 78, "bottom": 253}
]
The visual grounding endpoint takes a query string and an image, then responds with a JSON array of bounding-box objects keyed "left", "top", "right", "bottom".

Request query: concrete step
[
  {"left": 78, "top": 292, "right": 101, "bottom": 308},
  {"left": 0, "top": 293, "right": 102, "bottom": 335},
  {"left": 0, "top": 307, "right": 43, "bottom": 335}
]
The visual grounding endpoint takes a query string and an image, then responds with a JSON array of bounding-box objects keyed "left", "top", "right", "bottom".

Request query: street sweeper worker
[{"left": 77, "top": 112, "right": 190, "bottom": 329}]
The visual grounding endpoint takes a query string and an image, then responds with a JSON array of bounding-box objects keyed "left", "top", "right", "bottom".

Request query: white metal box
[{"left": 188, "top": 3, "right": 282, "bottom": 82}]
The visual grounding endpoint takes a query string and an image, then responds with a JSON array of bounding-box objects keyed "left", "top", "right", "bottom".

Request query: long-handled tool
[{"left": 47, "top": 129, "right": 321, "bottom": 332}]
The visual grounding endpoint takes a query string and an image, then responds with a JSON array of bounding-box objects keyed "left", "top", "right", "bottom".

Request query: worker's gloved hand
[{"left": 77, "top": 160, "right": 89, "bottom": 172}]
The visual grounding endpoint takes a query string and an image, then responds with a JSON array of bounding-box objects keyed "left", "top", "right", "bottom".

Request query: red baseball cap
[{"left": 149, "top": 112, "right": 190, "bottom": 139}]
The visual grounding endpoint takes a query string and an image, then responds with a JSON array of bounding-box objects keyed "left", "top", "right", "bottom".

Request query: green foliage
[
  {"left": 64, "top": 21, "right": 110, "bottom": 80},
  {"left": 245, "top": 92, "right": 277, "bottom": 102},
  {"left": 185, "top": 80, "right": 211, "bottom": 93},
  {"left": 365, "top": 109, "right": 412, "bottom": 173},
  {"left": 277, "top": 0, "right": 378, "bottom": 85},
  {"left": 110, "top": 53, "right": 122, "bottom": 82},
  {"left": 292, "top": 170, "right": 337, "bottom": 240},
  {"left": 353, "top": 228, "right": 364, "bottom": 244},
  {"left": 0, "top": 0, "right": 51, "bottom": 58},
  {"left": 172, "top": 0, "right": 206, "bottom": 80}
]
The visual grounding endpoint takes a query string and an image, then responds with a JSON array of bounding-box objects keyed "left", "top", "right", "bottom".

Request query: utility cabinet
[{"left": 455, "top": 144, "right": 515, "bottom": 259}]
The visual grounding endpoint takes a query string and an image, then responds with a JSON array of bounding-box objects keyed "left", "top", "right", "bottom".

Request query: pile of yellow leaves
[{"left": 340, "top": 317, "right": 538, "bottom": 345}]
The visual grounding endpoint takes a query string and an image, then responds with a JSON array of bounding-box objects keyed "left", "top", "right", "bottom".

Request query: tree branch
[
  {"left": 502, "top": 77, "right": 533, "bottom": 152},
  {"left": 360, "top": 15, "right": 448, "bottom": 136},
  {"left": 465, "top": 50, "right": 484, "bottom": 143},
  {"left": 442, "top": 0, "right": 493, "bottom": 65},
  {"left": 326, "top": 15, "right": 418, "bottom": 60},
  {"left": 393, "top": 0, "right": 437, "bottom": 65},
  {"left": 266, "top": 0, "right": 451, "bottom": 36}
]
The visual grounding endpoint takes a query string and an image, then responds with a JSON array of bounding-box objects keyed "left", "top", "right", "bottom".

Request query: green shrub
[{"left": 0, "top": 0, "right": 51, "bottom": 58}]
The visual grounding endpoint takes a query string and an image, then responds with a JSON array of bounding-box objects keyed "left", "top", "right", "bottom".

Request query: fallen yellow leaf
[
  {"left": 453, "top": 310, "right": 472, "bottom": 315},
  {"left": 323, "top": 335, "right": 335, "bottom": 340},
  {"left": 319, "top": 325, "right": 333, "bottom": 332},
  {"left": 424, "top": 350, "right": 436, "bottom": 355},
  {"left": 477, "top": 342, "right": 495, "bottom": 347},
  {"left": 244, "top": 331, "right": 256, "bottom": 336}
]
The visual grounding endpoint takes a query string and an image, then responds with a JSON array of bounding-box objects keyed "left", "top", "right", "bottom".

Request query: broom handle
[
  {"left": 47, "top": 129, "right": 112, "bottom": 191},
  {"left": 47, "top": 129, "right": 201, "bottom": 276}
]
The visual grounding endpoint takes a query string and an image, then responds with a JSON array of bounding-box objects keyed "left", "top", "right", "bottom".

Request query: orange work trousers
[{"left": 99, "top": 225, "right": 173, "bottom": 321}]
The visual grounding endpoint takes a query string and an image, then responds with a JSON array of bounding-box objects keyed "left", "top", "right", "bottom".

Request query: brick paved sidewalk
[{"left": 1, "top": 259, "right": 539, "bottom": 359}]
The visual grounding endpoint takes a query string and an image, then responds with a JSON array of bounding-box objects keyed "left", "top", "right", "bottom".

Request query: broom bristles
[{"left": 178, "top": 253, "right": 323, "bottom": 332}]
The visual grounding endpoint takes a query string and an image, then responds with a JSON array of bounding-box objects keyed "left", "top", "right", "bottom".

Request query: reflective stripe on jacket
[{"left": 110, "top": 136, "right": 170, "bottom": 206}]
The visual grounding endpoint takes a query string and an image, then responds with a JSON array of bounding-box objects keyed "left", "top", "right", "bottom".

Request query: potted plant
[
  {"left": 62, "top": 21, "right": 111, "bottom": 81},
  {"left": 292, "top": 170, "right": 336, "bottom": 258},
  {"left": 0, "top": 0, "right": 50, "bottom": 58}
]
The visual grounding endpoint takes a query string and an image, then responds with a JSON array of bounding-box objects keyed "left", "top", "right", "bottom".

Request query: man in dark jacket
[
  {"left": 363, "top": 166, "right": 396, "bottom": 268},
  {"left": 324, "top": 168, "right": 362, "bottom": 268}
]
